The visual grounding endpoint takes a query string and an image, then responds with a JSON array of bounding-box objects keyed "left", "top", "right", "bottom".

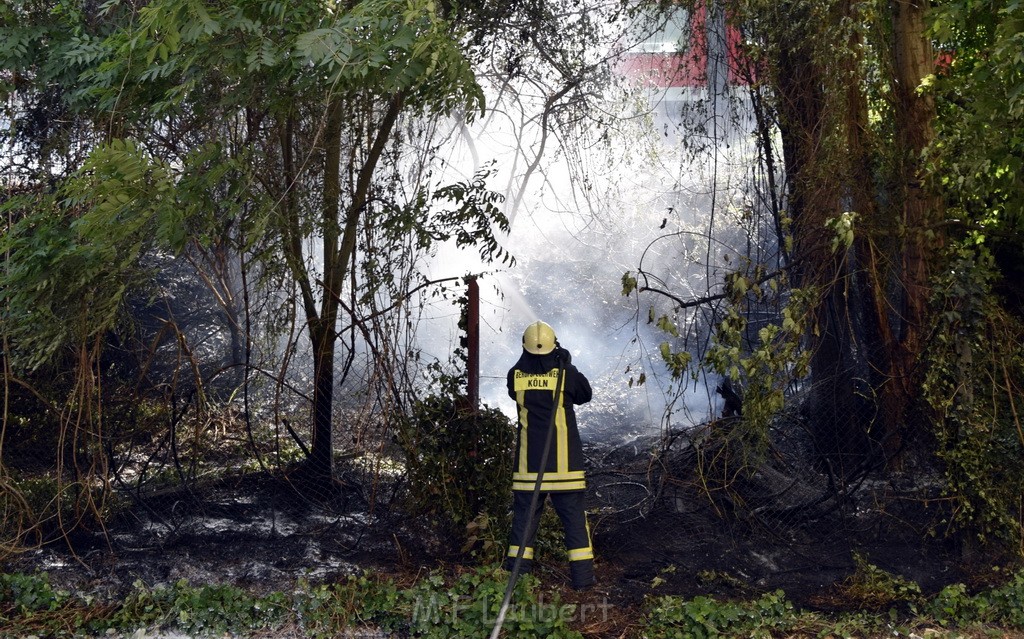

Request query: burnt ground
[{"left": 2, "top": 434, "right": 1019, "bottom": 637}]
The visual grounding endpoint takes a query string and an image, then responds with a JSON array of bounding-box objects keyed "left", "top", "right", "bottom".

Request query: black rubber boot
[
  {"left": 502, "top": 557, "right": 533, "bottom": 574},
  {"left": 570, "top": 560, "right": 595, "bottom": 590}
]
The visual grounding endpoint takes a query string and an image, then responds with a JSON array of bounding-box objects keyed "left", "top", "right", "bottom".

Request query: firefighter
[{"left": 504, "top": 320, "right": 595, "bottom": 590}]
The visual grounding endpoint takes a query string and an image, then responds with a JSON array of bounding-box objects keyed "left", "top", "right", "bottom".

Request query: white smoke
[{"left": 413, "top": 4, "right": 767, "bottom": 442}]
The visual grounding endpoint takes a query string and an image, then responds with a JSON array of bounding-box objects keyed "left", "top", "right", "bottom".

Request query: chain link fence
[
  {"left": 1, "top": 356, "right": 979, "bottom": 607},
  {"left": 0, "top": 246, "right": 1012, "bottom": 608}
]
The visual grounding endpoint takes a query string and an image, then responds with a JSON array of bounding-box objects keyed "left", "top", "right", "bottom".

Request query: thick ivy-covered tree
[
  {"left": 731, "top": 0, "right": 1021, "bottom": 538},
  {"left": 615, "top": 0, "right": 1021, "bottom": 542},
  {"left": 725, "top": 0, "right": 944, "bottom": 474}
]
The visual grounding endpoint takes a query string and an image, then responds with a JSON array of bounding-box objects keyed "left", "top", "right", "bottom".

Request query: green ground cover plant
[{"left": 3, "top": 562, "right": 1024, "bottom": 638}]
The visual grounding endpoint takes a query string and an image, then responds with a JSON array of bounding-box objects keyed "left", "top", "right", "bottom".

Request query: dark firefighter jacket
[{"left": 506, "top": 347, "right": 592, "bottom": 492}]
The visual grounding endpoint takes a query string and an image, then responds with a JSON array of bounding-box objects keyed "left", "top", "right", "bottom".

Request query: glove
[{"left": 555, "top": 347, "right": 572, "bottom": 365}]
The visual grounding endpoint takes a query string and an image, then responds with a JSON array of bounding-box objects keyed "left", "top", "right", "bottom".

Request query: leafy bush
[
  {"left": 985, "top": 570, "right": 1024, "bottom": 627},
  {"left": 926, "top": 582, "right": 983, "bottom": 627},
  {"left": 292, "top": 574, "right": 401, "bottom": 638},
  {"left": 397, "top": 393, "right": 515, "bottom": 546}
]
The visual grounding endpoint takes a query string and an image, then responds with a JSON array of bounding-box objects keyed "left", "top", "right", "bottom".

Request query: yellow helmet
[{"left": 522, "top": 321, "right": 557, "bottom": 355}]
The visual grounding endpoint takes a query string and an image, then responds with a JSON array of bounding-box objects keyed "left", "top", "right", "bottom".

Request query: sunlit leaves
[
  {"left": 701, "top": 286, "right": 816, "bottom": 436},
  {"left": 655, "top": 314, "right": 680, "bottom": 337},
  {"left": 824, "top": 211, "right": 857, "bottom": 254},
  {"left": 929, "top": 0, "right": 1024, "bottom": 235},
  {"left": 724, "top": 271, "right": 749, "bottom": 302},
  {"left": 658, "top": 342, "right": 692, "bottom": 378},
  {"left": 0, "top": 139, "right": 246, "bottom": 370},
  {"left": 55, "top": 0, "right": 477, "bottom": 122},
  {"left": 292, "top": 0, "right": 483, "bottom": 115}
]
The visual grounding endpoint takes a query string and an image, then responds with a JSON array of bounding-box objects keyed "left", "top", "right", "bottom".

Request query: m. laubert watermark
[
  {"left": 411, "top": 592, "right": 613, "bottom": 628},
  {"left": 313, "top": 595, "right": 613, "bottom": 637},
  {"left": 338, "top": 630, "right": 391, "bottom": 639}
]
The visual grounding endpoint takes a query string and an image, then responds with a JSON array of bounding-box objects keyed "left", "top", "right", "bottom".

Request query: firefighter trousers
[{"left": 504, "top": 490, "right": 595, "bottom": 589}]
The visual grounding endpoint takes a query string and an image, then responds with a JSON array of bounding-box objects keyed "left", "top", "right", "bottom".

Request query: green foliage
[
  {"left": 981, "top": 569, "right": 1024, "bottom": 628},
  {"left": 0, "top": 139, "right": 242, "bottom": 372},
  {"left": 7, "top": 568, "right": 1024, "bottom": 638},
  {"left": 53, "top": 0, "right": 482, "bottom": 118},
  {"left": 460, "top": 510, "right": 508, "bottom": 564},
  {"left": 630, "top": 256, "right": 815, "bottom": 466},
  {"left": 0, "top": 567, "right": 584, "bottom": 638},
  {"left": 926, "top": 571, "right": 1024, "bottom": 629},
  {"left": 704, "top": 285, "right": 815, "bottom": 442},
  {"left": 3, "top": 0, "right": 487, "bottom": 354},
  {"left": 0, "top": 572, "right": 66, "bottom": 615},
  {"left": 824, "top": 211, "right": 857, "bottom": 255},
  {"left": 1, "top": 2, "right": 122, "bottom": 113},
  {"left": 8, "top": 474, "right": 71, "bottom": 529},
  {"left": 621, "top": 271, "right": 638, "bottom": 297},
  {"left": 396, "top": 393, "right": 515, "bottom": 544},
  {"left": 379, "top": 165, "right": 513, "bottom": 268},
  {"left": 530, "top": 505, "right": 569, "bottom": 565},
  {"left": 110, "top": 579, "right": 288, "bottom": 636},
  {"left": 0, "top": 190, "right": 117, "bottom": 370},
  {"left": 921, "top": 242, "right": 1024, "bottom": 545},
  {"left": 253, "top": 567, "right": 585, "bottom": 638},
  {"left": 292, "top": 0, "right": 484, "bottom": 113},
  {"left": 404, "top": 568, "right": 582, "bottom": 638},
  {"left": 642, "top": 589, "right": 795, "bottom": 638},
  {"left": 641, "top": 574, "right": 1024, "bottom": 638},
  {"left": 929, "top": 0, "right": 1024, "bottom": 239},
  {"left": 925, "top": 582, "right": 983, "bottom": 627},
  {"left": 429, "top": 168, "right": 513, "bottom": 265},
  {"left": 833, "top": 553, "right": 923, "bottom": 612},
  {"left": 291, "top": 574, "right": 401, "bottom": 637},
  {"left": 0, "top": 572, "right": 97, "bottom": 637}
]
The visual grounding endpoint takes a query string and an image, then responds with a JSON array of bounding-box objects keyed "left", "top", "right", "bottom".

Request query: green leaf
[{"left": 622, "top": 271, "right": 638, "bottom": 296}]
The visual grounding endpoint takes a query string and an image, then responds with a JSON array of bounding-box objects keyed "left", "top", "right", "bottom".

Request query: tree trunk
[
  {"left": 890, "top": 0, "right": 943, "bottom": 461},
  {"left": 308, "top": 321, "right": 337, "bottom": 480},
  {"left": 842, "top": 0, "right": 902, "bottom": 464},
  {"left": 307, "top": 97, "right": 346, "bottom": 482},
  {"left": 773, "top": 0, "right": 867, "bottom": 475},
  {"left": 305, "top": 93, "right": 404, "bottom": 482}
]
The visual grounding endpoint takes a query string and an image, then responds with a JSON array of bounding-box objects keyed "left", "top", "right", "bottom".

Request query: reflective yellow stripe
[
  {"left": 512, "top": 471, "right": 586, "bottom": 491},
  {"left": 569, "top": 513, "right": 594, "bottom": 562},
  {"left": 513, "top": 470, "right": 585, "bottom": 483},
  {"left": 516, "top": 390, "right": 529, "bottom": 475},
  {"left": 556, "top": 391, "right": 568, "bottom": 474},
  {"left": 507, "top": 545, "right": 534, "bottom": 560},
  {"left": 512, "top": 480, "right": 587, "bottom": 491}
]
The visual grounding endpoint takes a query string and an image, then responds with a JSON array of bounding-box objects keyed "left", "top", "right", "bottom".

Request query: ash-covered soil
[{"left": 5, "top": 435, "right": 1007, "bottom": 625}]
